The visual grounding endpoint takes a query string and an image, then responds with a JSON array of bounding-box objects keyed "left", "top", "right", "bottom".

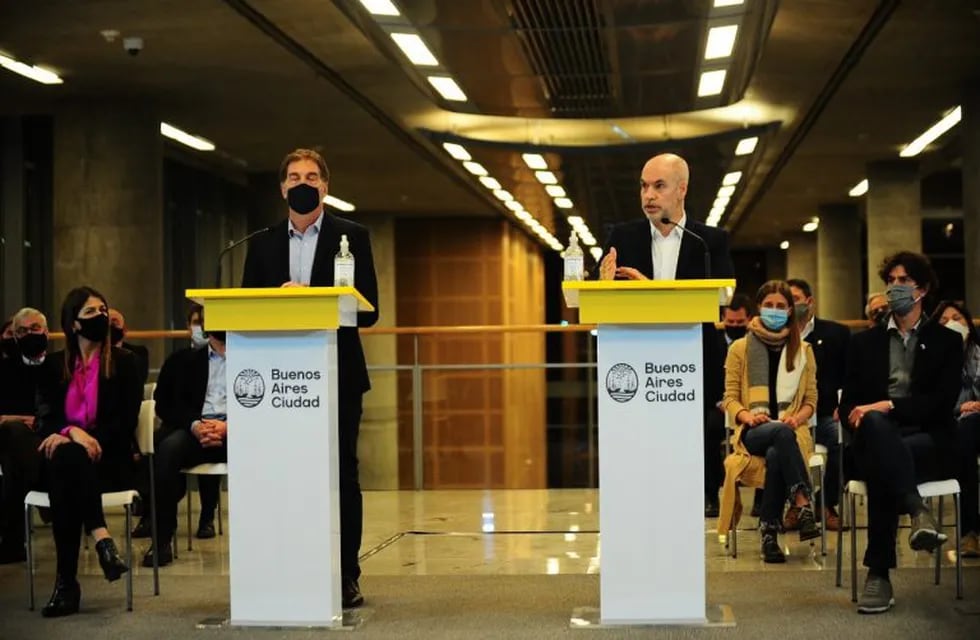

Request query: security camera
[{"left": 123, "top": 37, "right": 143, "bottom": 56}]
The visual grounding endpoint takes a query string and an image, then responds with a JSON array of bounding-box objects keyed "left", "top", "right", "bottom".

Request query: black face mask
[
  {"left": 17, "top": 333, "right": 47, "bottom": 360},
  {"left": 208, "top": 330, "right": 227, "bottom": 343},
  {"left": 75, "top": 313, "right": 109, "bottom": 343},
  {"left": 286, "top": 183, "right": 321, "bottom": 215},
  {"left": 725, "top": 325, "right": 748, "bottom": 341},
  {"left": 2, "top": 337, "right": 19, "bottom": 358},
  {"left": 110, "top": 325, "right": 125, "bottom": 344}
]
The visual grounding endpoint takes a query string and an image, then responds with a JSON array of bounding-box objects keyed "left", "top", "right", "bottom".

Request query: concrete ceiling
[{"left": 1, "top": 0, "right": 978, "bottom": 250}]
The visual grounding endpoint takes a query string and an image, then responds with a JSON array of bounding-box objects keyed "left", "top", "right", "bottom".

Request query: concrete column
[
  {"left": 866, "top": 159, "right": 921, "bottom": 293},
  {"left": 52, "top": 105, "right": 164, "bottom": 361},
  {"left": 817, "top": 203, "right": 862, "bottom": 320},
  {"left": 963, "top": 87, "right": 980, "bottom": 316},
  {"left": 785, "top": 232, "right": 817, "bottom": 292},
  {"left": 358, "top": 214, "right": 398, "bottom": 490},
  {"left": 1, "top": 118, "right": 25, "bottom": 318}
]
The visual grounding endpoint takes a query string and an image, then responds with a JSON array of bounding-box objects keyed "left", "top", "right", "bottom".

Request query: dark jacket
[
  {"left": 154, "top": 346, "right": 209, "bottom": 432},
  {"left": 839, "top": 320, "right": 962, "bottom": 453},
  {"left": 35, "top": 348, "right": 142, "bottom": 476},
  {"left": 121, "top": 341, "right": 150, "bottom": 387},
  {"left": 804, "top": 317, "right": 850, "bottom": 419},
  {"left": 0, "top": 356, "right": 45, "bottom": 417},
  {"left": 595, "top": 217, "right": 736, "bottom": 407},
  {"left": 241, "top": 215, "right": 380, "bottom": 396}
]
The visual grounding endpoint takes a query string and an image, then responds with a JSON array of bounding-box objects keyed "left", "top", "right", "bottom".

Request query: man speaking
[{"left": 241, "top": 149, "right": 379, "bottom": 608}]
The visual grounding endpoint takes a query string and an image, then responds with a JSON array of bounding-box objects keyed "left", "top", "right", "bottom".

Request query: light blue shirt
[
  {"left": 288, "top": 212, "right": 324, "bottom": 285},
  {"left": 201, "top": 346, "right": 227, "bottom": 419}
]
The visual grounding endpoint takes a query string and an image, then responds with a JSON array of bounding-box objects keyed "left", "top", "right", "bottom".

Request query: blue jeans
[
  {"left": 814, "top": 415, "right": 841, "bottom": 509},
  {"left": 742, "top": 421, "right": 811, "bottom": 530}
]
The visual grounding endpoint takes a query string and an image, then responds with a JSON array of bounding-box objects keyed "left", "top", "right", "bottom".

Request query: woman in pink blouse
[{"left": 33, "top": 287, "right": 142, "bottom": 617}]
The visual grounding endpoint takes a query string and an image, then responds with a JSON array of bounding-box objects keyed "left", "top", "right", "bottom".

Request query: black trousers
[
  {"left": 152, "top": 428, "right": 228, "bottom": 543},
  {"left": 956, "top": 412, "right": 980, "bottom": 533},
  {"left": 135, "top": 425, "right": 220, "bottom": 524},
  {"left": 0, "top": 420, "right": 40, "bottom": 547},
  {"left": 851, "top": 411, "right": 941, "bottom": 570},
  {"left": 704, "top": 408, "right": 726, "bottom": 499}
]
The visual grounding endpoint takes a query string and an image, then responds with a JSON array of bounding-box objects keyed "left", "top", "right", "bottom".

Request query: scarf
[{"left": 745, "top": 317, "right": 803, "bottom": 417}]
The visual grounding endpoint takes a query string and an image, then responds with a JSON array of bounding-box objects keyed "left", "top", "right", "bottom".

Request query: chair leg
[
  {"left": 935, "top": 495, "right": 943, "bottom": 586},
  {"left": 217, "top": 488, "right": 223, "bottom": 536},
  {"left": 954, "top": 493, "right": 963, "bottom": 600},
  {"left": 850, "top": 493, "right": 858, "bottom": 603},
  {"left": 731, "top": 525, "right": 738, "bottom": 559},
  {"left": 24, "top": 504, "right": 34, "bottom": 611},
  {"left": 125, "top": 505, "right": 133, "bottom": 611},
  {"left": 819, "top": 466, "right": 827, "bottom": 556},
  {"left": 149, "top": 454, "right": 160, "bottom": 596},
  {"left": 187, "top": 487, "right": 193, "bottom": 552},
  {"left": 835, "top": 489, "right": 845, "bottom": 588}
]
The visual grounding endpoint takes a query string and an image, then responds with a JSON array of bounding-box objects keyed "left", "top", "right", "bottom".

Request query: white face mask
[
  {"left": 944, "top": 319, "right": 970, "bottom": 343},
  {"left": 190, "top": 324, "right": 208, "bottom": 349}
]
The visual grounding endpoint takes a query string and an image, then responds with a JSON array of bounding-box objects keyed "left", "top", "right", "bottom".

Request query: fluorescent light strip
[
  {"left": 717, "top": 185, "right": 735, "bottom": 198},
  {"left": 493, "top": 190, "right": 513, "bottom": 202},
  {"left": 522, "top": 153, "right": 548, "bottom": 170},
  {"left": 323, "top": 194, "right": 356, "bottom": 212},
  {"left": 712, "top": 197, "right": 730, "bottom": 209},
  {"left": 554, "top": 197, "right": 573, "bottom": 209},
  {"left": 358, "top": 0, "right": 400, "bottom": 16},
  {"left": 504, "top": 200, "right": 523, "bottom": 212},
  {"left": 479, "top": 176, "right": 501, "bottom": 190},
  {"left": 714, "top": 0, "right": 744, "bottom": 7},
  {"left": 705, "top": 25, "right": 738, "bottom": 60},
  {"left": 545, "top": 185, "right": 566, "bottom": 198},
  {"left": 442, "top": 142, "right": 471, "bottom": 161},
  {"left": 390, "top": 33, "right": 439, "bottom": 66},
  {"left": 709, "top": 206, "right": 725, "bottom": 218},
  {"left": 735, "top": 136, "right": 758, "bottom": 156},
  {"left": 697, "top": 69, "right": 726, "bottom": 97},
  {"left": 534, "top": 170, "right": 558, "bottom": 185},
  {"left": 0, "top": 53, "right": 63, "bottom": 85},
  {"left": 427, "top": 76, "right": 467, "bottom": 102},
  {"left": 160, "top": 122, "right": 215, "bottom": 151},
  {"left": 462, "top": 161, "right": 487, "bottom": 176},
  {"left": 567, "top": 215, "right": 584, "bottom": 226},
  {"left": 589, "top": 247, "right": 603, "bottom": 261},
  {"left": 515, "top": 210, "right": 532, "bottom": 222},
  {"left": 849, "top": 179, "right": 869, "bottom": 197},
  {"left": 899, "top": 106, "right": 961, "bottom": 157},
  {"left": 722, "top": 171, "right": 742, "bottom": 186}
]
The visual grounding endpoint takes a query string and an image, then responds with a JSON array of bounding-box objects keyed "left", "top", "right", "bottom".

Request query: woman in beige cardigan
[{"left": 718, "top": 280, "right": 820, "bottom": 563}]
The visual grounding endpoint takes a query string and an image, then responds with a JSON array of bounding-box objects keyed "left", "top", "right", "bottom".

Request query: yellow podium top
[
  {"left": 186, "top": 287, "right": 375, "bottom": 331},
  {"left": 562, "top": 279, "right": 736, "bottom": 324}
]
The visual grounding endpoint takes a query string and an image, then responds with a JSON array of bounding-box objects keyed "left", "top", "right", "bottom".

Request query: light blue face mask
[
  {"left": 190, "top": 325, "right": 208, "bottom": 349},
  {"left": 760, "top": 307, "right": 789, "bottom": 331}
]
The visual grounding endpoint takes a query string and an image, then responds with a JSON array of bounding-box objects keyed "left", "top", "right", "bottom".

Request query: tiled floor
[{"left": 25, "top": 487, "right": 974, "bottom": 580}]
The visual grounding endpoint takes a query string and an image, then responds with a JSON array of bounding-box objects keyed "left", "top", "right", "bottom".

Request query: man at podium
[
  {"left": 241, "top": 148, "right": 379, "bottom": 609},
  {"left": 595, "top": 153, "right": 735, "bottom": 512}
]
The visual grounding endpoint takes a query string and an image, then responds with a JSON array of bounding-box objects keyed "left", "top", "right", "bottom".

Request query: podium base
[
  {"left": 569, "top": 604, "right": 735, "bottom": 629},
  {"left": 196, "top": 609, "right": 369, "bottom": 631}
]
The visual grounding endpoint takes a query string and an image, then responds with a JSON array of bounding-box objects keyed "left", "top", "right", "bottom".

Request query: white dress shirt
[{"left": 649, "top": 214, "right": 686, "bottom": 280}]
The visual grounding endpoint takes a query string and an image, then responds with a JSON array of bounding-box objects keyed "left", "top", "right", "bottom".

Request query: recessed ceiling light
[
  {"left": 899, "top": 106, "right": 961, "bottom": 157},
  {"left": 160, "top": 122, "right": 215, "bottom": 151},
  {"left": 802, "top": 217, "right": 820, "bottom": 232},
  {"left": 849, "top": 179, "right": 869, "bottom": 197},
  {"left": 427, "top": 76, "right": 467, "bottom": 102},
  {"left": 735, "top": 136, "right": 758, "bottom": 156},
  {"left": 390, "top": 33, "right": 439, "bottom": 66},
  {"left": 779, "top": 240, "right": 790, "bottom": 250},
  {"left": 534, "top": 171, "right": 558, "bottom": 184},
  {"left": 522, "top": 153, "right": 548, "bottom": 170},
  {"left": 722, "top": 171, "right": 742, "bottom": 186},
  {"left": 358, "top": 0, "right": 400, "bottom": 16},
  {"left": 554, "top": 197, "right": 574, "bottom": 209},
  {"left": 323, "top": 194, "right": 356, "bottom": 212},
  {"left": 462, "top": 161, "right": 487, "bottom": 176},
  {"left": 705, "top": 25, "right": 739, "bottom": 60},
  {"left": 0, "top": 53, "right": 63, "bottom": 85},
  {"left": 717, "top": 185, "right": 735, "bottom": 198},
  {"left": 442, "top": 142, "right": 470, "bottom": 161},
  {"left": 545, "top": 185, "right": 566, "bottom": 198},
  {"left": 479, "top": 176, "right": 501, "bottom": 190},
  {"left": 697, "top": 69, "right": 726, "bottom": 97},
  {"left": 493, "top": 189, "right": 514, "bottom": 202}
]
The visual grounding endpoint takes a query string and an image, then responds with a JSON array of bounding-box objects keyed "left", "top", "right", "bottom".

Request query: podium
[
  {"left": 562, "top": 279, "right": 735, "bottom": 627},
  {"left": 187, "top": 286, "right": 374, "bottom": 628}
]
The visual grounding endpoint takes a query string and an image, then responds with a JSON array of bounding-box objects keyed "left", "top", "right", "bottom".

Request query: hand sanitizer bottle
[
  {"left": 334, "top": 234, "right": 355, "bottom": 287},
  {"left": 563, "top": 231, "right": 584, "bottom": 281}
]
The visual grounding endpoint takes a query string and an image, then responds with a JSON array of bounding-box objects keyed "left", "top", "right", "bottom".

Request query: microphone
[
  {"left": 660, "top": 216, "right": 711, "bottom": 278},
  {"left": 215, "top": 226, "right": 274, "bottom": 287}
]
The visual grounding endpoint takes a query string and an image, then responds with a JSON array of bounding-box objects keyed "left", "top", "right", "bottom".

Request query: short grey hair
[
  {"left": 864, "top": 292, "right": 886, "bottom": 319},
  {"left": 11, "top": 307, "right": 47, "bottom": 330}
]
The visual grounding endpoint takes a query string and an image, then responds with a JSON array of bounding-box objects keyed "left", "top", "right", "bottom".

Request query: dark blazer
[
  {"left": 241, "top": 214, "right": 380, "bottom": 396},
  {"left": 121, "top": 341, "right": 150, "bottom": 387},
  {"left": 35, "top": 348, "right": 143, "bottom": 473},
  {"left": 596, "top": 217, "right": 736, "bottom": 408},
  {"left": 804, "top": 317, "right": 850, "bottom": 419},
  {"left": 839, "top": 320, "right": 962, "bottom": 452},
  {"left": 0, "top": 357, "right": 45, "bottom": 416},
  {"left": 154, "top": 346, "right": 210, "bottom": 432}
]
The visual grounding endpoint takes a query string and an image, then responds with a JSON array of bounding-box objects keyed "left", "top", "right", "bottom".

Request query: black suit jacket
[
  {"left": 154, "top": 346, "right": 209, "bottom": 432},
  {"left": 35, "top": 348, "right": 143, "bottom": 470},
  {"left": 596, "top": 217, "right": 736, "bottom": 408},
  {"left": 839, "top": 320, "right": 962, "bottom": 453},
  {"left": 0, "top": 357, "right": 45, "bottom": 416},
  {"left": 804, "top": 317, "right": 850, "bottom": 419},
  {"left": 121, "top": 341, "right": 150, "bottom": 387},
  {"left": 241, "top": 214, "right": 380, "bottom": 396}
]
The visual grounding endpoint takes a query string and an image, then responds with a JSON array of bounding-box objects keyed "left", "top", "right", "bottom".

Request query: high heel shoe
[
  {"left": 95, "top": 538, "right": 129, "bottom": 582},
  {"left": 41, "top": 575, "right": 80, "bottom": 617}
]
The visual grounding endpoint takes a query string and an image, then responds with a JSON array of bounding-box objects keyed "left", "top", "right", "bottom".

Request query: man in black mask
[
  {"left": 720, "top": 293, "right": 754, "bottom": 347},
  {"left": 242, "top": 148, "right": 379, "bottom": 609},
  {"left": 109, "top": 308, "right": 149, "bottom": 387},
  {"left": 0, "top": 307, "right": 50, "bottom": 562}
]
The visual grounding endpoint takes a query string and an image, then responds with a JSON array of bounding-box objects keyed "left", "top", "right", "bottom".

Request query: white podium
[
  {"left": 563, "top": 279, "right": 736, "bottom": 627},
  {"left": 188, "top": 286, "right": 374, "bottom": 628}
]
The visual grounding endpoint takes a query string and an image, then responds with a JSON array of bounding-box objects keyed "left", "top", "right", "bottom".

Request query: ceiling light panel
[
  {"left": 522, "top": 153, "right": 548, "bottom": 170},
  {"left": 390, "top": 32, "right": 439, "bottom": 66},
  {"left": 358, "top": 0, "right": 400, "bottom": 16},
  {"left": 697, "top": 69, "right": 726, "bottom": 97},
  {"left": 704, "top": 25, "right": 738, "bottom": 60},
  {"left": 735, "top": 137, "right": 758, "bottom": 156},
  {"left": 427, "top": 76, "right": 467, "bottom": 102},
  {"left": 442, "top": 142, "right": 470, "bottom": 161}
]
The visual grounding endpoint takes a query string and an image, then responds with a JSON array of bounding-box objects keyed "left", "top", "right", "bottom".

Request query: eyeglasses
[{"left": 13, "top": 323, "right": 44, "bottom": 337}]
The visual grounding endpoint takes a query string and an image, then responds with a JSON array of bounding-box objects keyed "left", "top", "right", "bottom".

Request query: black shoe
[
  {"left": 797, "top": 506, "right": 821, "bottom": 542},
  {"left": 342, "top": 577, "right": 364, "bottom": 608},
  {"left": 131, "top": 517, "right": 152, "bottom": 539},
  {"left": 196, "top": 520, "right": 216, "bottom": 539},
  {"left": 141, "top": 541, "right": 174, "bottom": 568},
  {"left": 0, "top": 541, "right": 26, "bottom": 564},
  {"left": 909, "top": 509, "right": 948, "bottom": 552},
  {"left": 761, "top": 530, "right": 785, "bottom": 563},
  {"left": 41, "top": 576, "right": 80, "bottom": 618},
  {"left": 704, "top": 497, "right": 719, "bottom": 518},
  {"left": 95, "top": 538, "right": 129, "bottom": 582}
]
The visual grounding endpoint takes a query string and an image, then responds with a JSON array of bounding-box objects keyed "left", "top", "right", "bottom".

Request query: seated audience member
[
  {"left": 839, "top": 251, "right": 961, "bottom": 614},
  {"left": 29, "top": 287, "right": 142, "bottom": 617},
  {"left": 1, "top": 319, "right": 16, "bottom": 360},
  {"left": 131, "top": 303, "right": 219, "bottom": 540},
  {"left": 784, "top": 279, "right": 849, "bottom": 532},
  {"left": 109, "top": 308, "right": 149, "bottom": 387},
  {"left": 718, "top": 280, "right": 820, "bottom": 563},
  {"left": 0, "top": 307, "right": 50, "bottom": 563},
  {"left": 930, "top": 300, "right": 980, "bottom": 558},
  {"left": 865, "top": 292, "right": 889, "bottom": 327},
  {"left": 143, "top": 326, "right": 228, "bottom": 567},
  {"left": 720, "top": 293, "right": 755, "bottom": 347}
]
